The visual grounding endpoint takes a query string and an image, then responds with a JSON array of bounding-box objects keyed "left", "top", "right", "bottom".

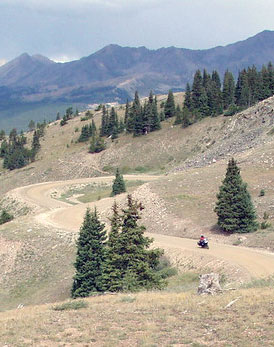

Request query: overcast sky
[{"left": 0, "top": 0, "right": 274, "bottom": 64}]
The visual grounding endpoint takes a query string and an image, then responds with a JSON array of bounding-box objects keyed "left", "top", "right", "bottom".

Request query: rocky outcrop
[
  {"left": 198, "top": 273, "right": 222, "bottom": 295},
  {"left": 173, "top": 96, "right": 274, "bottom": 172}
]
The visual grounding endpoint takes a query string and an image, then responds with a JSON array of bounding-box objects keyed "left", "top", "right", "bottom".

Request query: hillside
[
  {"left": 1, "top": 288, "right": 273, "bottom": 346},
  {"left": 0, "top": 30, "right": 274, "bottom": 107},
  {"left": 0, "top": 92, "right": 273, "bottom": 347}
]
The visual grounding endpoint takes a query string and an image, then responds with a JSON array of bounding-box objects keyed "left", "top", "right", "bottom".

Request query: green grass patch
[
  {"left": 119, "top": 295, "right": 136, "bottom": 303},
  {"left": 241, "top": 276, "right": 274, "bottom": 289},
  {"left": 102, "top": 165, "right": 114, "bottom": 173},
  {"left": 78, "top": 180, "right": 145, "bottom": 203},
  {"left": 52, "top": 300, "right": 88, "bottom": 311},
  {"left": 56, "top": 180, "right": 146, "bottom": 204},
  {"left": 134, "top": 166, "right": 151, "bottom": 173},
  {"left": 166, "top": 272, "right": 200, "bottom": 292},
  {"left": 78, "top": 187, "right": 111, "bottom": 203}
]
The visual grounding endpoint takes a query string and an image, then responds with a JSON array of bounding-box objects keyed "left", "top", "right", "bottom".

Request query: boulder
[{"left": 198, "top": 273, "right": 222, "bottom": 295}]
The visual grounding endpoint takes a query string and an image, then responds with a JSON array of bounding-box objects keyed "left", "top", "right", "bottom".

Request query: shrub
[
  {"left": 155, "top": 255, "right": 178, "bottom": 279},
  {"left": 0, "top": 210, "right": 14, "bottom": 224},
  {"left": 261, "top": 211, "right": 271, "bottom": 229},
  {"left": 224, "top": 103, "right": 239, "bottom": 116},
  {"left": 261, "top": 221, "right": 271, "bottom": 229},
  {"left": 259, "top": 189, "right": 265, "bottom": 197}
]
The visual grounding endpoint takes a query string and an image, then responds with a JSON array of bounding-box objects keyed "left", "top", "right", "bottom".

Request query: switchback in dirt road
[{"left": 12, "top": 175, "right": 274, "bottom": 283}]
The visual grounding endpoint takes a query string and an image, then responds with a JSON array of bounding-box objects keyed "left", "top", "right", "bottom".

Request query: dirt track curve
[{"left": 13, "top": 175, "right": 274, "bottom": 282}]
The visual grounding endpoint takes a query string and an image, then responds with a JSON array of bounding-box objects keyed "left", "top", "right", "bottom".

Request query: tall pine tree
[
  {"left": 164, "top": 90, "right": 176, "bottom": 118},
  {"left": 214, "top": 158, "right": 258, "bottom": 233},
  {"left": 103, "top": 195, "right": 164, "bottom": 291},
  {"left": 222, "top": 70, "right": 235, "bottom": 109},
  {"left": 111, "top": 168, "right": 126, "bottom": 196},
  {"left": 71, "top": 208, "right": 107, "bottom": 297}
]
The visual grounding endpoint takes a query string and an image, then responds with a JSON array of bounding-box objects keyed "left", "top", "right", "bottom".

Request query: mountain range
[{"left": 0, "top": 30, "right": 274, "bottom": 107}]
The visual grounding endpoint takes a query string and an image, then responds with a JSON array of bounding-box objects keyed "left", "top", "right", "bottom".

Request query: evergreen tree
[
  {"left": 0, "top": 130, "right": 5, "bottom": 141},
  {"left": 101, "top": 201, "right": 123, "bottom": 291},
  {"left": 222, "top": 70, "right": 235, "bottom": 109},
  {"left": 235, "top": 69, "right": 250, "bottom": 107},
  {"left": 211, "top": 70, "right": 222, "bottom": 90},
  {"left": 159, "top": 110, "right": 165, "bottom": 121},
  {"left": 108, "top": 107, "right": 119, "bottom": 137},
  {"left": 151, "top": 96, "right": 161, "bottom": 131},
  {"left": 9, "top": 128, "right": 17, "bottom": 143},
  {"left": 65, "top": 107, "right": 74, "bottom": 119},
  {"left": 118, "top": 119, "right": 125, "bottom": 133},
  {"left": 260, "top": 65, "right": 272, "bottom": 100},
  {"left": 267, "top": 62, "right": 274, "bottom": 94},
  {"left": 132, "top": 91, "right": 143, "bottom": 136},
  {"left": 126, "top": 101, "right": 135, "bottom": 134},
  {"left": 30, "top": 130, "right": 41, "bottom": 161},
  {"left": 214, "top": 158, "right": 258, "bottom": 233},
  {"left": 124, "top": 99, "right": 130, "bottom": 128},
  {"left": 0, "top": 139, "right": 8, "bottom": 157},
  {"left": 111, "top": 125, "right": 119, "bottom": 140},
  {"left": 184, "top": 83, "right": 192, "bottom": 111},
  {"left": 142, "top": 101, "right": 150, "bottom": 134},
  {"left": 3, "top": 129, "right": 32, "bottom": 170},
  {"left": 28, "top": 120, "right": 35, "bottom": 132},
  {"left": 164, "top": 90, "right": 176, "bottom": 118},
  {"left": 247, "top": 65, "right": 260, "bottom": 105},
  {"left": 60, "top": 115, "right": 68, "bottom": 126},
  {"left": 174, "top": 104, "right": 183, "bottom": 125},
  {"left": 100, "top": 105, "right": 108, "bottom": 137},
  {"left": 71, "top": 208, "right": 107, "bottom": 298},
  {"left": 207, "top": 77, "right": 223, "bottom": 116},
  {"left": 199, "top": 87, "right": 210, "bottom": 117},
  {"left": 202, "top": 69, "right": 211, "bottom": 89},
  {"left": 191, "top": 70, "right": 204, "bottom": 110},
  {"left": 108, "top": 195, "right": 164, "bottom": 291},
  {"left": 89, "top": 135, "right": 106, "bottom": 153},
  {"left": 90, "top": 119, "right": 97, "bottom": 136},
  {"left": 111, "top": 168, "right": 126, "bottom": 196},
  {"left": 36, "top": 122, "right": 46, "bottom": 137},
  {"left": 78, "top": 124, "right": 90, "bottom": 142},
  {"left": 181, "top": 107, "right": 191, "bottom": 128}
]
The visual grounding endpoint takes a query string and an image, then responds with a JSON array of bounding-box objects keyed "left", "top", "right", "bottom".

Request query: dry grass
[
  {"left": 0, "top": 288, "right": 273, "bottom": 346},
  {"left": 0, "top": 218, "right": 76, "bottom": 312},
  {"left": 148, "top": 140, "right": 274, "bottom": 250}
]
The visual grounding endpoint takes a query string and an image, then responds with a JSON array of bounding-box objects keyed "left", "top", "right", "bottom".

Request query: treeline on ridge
[
  {"left": 178, "top": 62, "right": 274, "bottom": 125},
  {"left": 76, "top": 62, "right": 274, "bottom": 147}
]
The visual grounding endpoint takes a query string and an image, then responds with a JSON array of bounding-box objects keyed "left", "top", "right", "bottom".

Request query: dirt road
[{"left": 13, "top": 176, "right": 274, "bottom": 281}]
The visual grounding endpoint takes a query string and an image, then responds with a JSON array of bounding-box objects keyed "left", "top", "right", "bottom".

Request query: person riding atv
[{"left": 197, "top": 235, "right": 209, "bottom": 249}]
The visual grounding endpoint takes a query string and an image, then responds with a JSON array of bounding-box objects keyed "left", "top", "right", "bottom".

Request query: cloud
[
  {"left": 1, "top": 0, "right": 274, "bottom": 62},
  {"left": 0, "top": 0, "right": 164, "bottom": 12},
  {"left": 51, "top": 55, "right": 79, "bottom": 63},
  {"left": 0, "top": 59, "right": 7, "bottom": 67}
]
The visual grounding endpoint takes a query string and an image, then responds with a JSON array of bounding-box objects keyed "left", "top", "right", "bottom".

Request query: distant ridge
[{"left": 0, "top": 30, "right": 274, "bottom": 105}]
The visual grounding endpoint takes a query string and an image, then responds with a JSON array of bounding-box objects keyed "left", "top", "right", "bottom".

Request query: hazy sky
[{"left": 1, "top": 0, "right": 274, "bottom": 64}]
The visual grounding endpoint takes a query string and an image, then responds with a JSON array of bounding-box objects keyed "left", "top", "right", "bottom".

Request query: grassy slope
[{"left": 0, "top": 287, "right": 273, "bottom": 346}]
